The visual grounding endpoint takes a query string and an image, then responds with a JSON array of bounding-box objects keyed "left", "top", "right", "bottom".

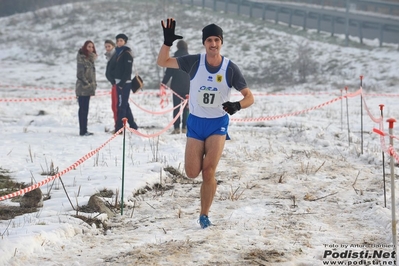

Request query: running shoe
[{"left": 199, "top": 215, "right": 211, "bottom": 229}]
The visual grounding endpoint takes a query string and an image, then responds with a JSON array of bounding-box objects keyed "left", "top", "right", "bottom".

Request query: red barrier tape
[
  {"left": 372, "top": 127, "right": 399, "bottom": 164},
  {"left": 0, "top": 84, "right": 72, "bottom": 92},
  {"left": 127, "top": 100, "right": 188, "bottom": 138},
  {"left": 360, "top": 90, "right": 383, "bottom": 124},
  {"left": 0, "top": 91, "right": 111, "bottom": 102},
  {"left": 231, "top": 88, "right": 362, "bottom": 122},
  {"left": 373, "top": 128, "right": 386, "bottom": 136},
  {"left": 0, "top": 96, "right": 78, "bottom": 102},
  {"left": 0, "top": 84, "right": 161, "bottom": 97},
  {"left": 0, "top": 98, "right": 189, "bottom": 202},
  {"left": 1, "top": 83, "right": 398, "bottom": 200},
  {"left": 0, "top": 130, "right": 122, "bottom": 202},
  {"left": 159, "top": 84, "right": 169, "bottom": 108},
  {"left": 161, "top": 83, "right": 185, "bottom": 101},
  {"left": 130, "top": 99, "right": 183, "bottom": 115}
]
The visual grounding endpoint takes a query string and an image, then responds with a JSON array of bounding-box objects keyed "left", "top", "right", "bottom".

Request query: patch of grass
[
  {"left": 73, "top": 214, "right": 108, "bottom": 231},
  {"left": 0, "top": 206, "right": 38, "bottom": 220},
  {"left": 244, "top": 248, "right": 286, "bottom": 263},
  {"left": 0, "top": 167, "right": 38, "bottom": 220},
  {"left": 94, "top": 188, "right": 114, "bottom": 198},
  {"left": 0, "top": 167, "right": 27, "bottom": 197}
]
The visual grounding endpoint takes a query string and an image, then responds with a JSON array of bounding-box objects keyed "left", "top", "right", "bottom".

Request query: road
[{"left": 185, "top": 0, "right": 399, "bottom": 45}]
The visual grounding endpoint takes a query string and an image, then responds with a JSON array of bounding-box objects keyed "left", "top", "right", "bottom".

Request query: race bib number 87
[{"left": 197, "top": 90, "right": 221, "bottom": 107}]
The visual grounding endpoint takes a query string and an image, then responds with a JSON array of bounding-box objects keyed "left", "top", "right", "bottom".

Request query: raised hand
[{"left": 161, "top": 18, "right": 183, "bottom": 46}]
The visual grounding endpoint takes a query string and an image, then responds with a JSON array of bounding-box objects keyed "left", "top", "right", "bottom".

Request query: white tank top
[{"left": 189, "top": 53, "right": 231, "bottom": 118}]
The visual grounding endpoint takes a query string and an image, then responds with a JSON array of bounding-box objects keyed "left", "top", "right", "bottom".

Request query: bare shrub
[{"left": 292, "top": 41, "right": 319, "bottom": 83}]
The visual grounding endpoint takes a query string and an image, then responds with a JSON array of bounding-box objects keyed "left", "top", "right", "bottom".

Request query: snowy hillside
[{"left": 1, "top": 1, "right": 399, "bottom": 265}]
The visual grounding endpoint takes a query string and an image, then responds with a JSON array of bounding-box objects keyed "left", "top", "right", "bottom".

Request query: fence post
[
  {"left": 262, "top": 4, "right": 267, "bottom": 21},
  {"left": 387, "top": 117, "right": 397, "bottom": 263},
  {"left": 345, "top": 87, "right": 351, "bottom": 146},
  {"left": 120, "top": 117, "right": 128, "bottom": 215},
  {"left": 357, "top": 21, "right": 363, "bottom": 44},
  {"left": 379, "top": 24, "right": 384, "bottom": 47},
  {"left": 317, "top": 13, "right": 322, "bottom": 33},
  {"left": 345, "top": 0, "right": 349, "bottom": 46},
  {"left": 303, "top": 11, "right": 307, "bottom": 30},
  {"left": 275, "top": 7, "right": 280, "bottom": 24},
  {"left": 340, "top": 88, "right": 343, "bottom": 131},
  {"left": 224, "top": 0, "right": 229, "bottom": 14},
  {"left": 360, "top": 75, "right": 363, "bottom": 154},
  {"left": 379, "top": 104, "right": 386, "bottom": 208},
  {"left": 289, "top": 9, "right": 293, "bottom": 27}
]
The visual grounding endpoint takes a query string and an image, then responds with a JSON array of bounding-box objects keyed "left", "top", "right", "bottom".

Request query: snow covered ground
[{"left": 0, "top": 1, "right": 399, "bottom": 265}]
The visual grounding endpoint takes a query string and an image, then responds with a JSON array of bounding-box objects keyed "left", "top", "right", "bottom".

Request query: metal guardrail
[
  {"left": 280, "top": 0, "right": 399, "bottom": 15},
  {"left": 180, "top": 0, "right": 399, "bottom": 48}
]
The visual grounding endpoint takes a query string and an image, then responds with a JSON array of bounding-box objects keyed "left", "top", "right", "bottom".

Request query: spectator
[
  {"left": 161, "top": 40, "right": 190, "bottom": 134},
  {"left": 75, "top": 40, "right": 97, "bottom": 136},
  {"left": 104, "top": 39, "right": 118, "bottom": 128},
  {"left": 114, "top": 33, "right": 138, "bottom": 133}
]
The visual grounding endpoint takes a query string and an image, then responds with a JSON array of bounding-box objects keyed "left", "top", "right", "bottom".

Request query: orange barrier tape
[
  {"left": 161, "top": 83, "right": 185, "bottom": 101},
  {"left": 231, "top": 88, "right": 362, "bottom": 122},
  {"left": 373, "top": 128, "right": 386, "bottom": 136},
  {"left": 360, "top": 90, "right": 383, "bottom": 124},
  {"left": 1, "top": 84, "right": 396, "bottom": 201},
  {"left": 0, "top": 131, "right": 121, "bottom": 202},
  {"left": 364, "top": 93, "right": 399, "bottom": 97},
  {"left": 235, "top": 92, "right": 336, "bottom": 97},
  {"left": 372, "top": 127, "right": 399, "bottom": 164},
  {"left": 127, "top": 100, "right": 188, "bottom": 138},
  {"left": 0, "top": 84, "right": 72, "bottom": 92},
  {"left": 135, "top": 90, "right": 166, "bottom": 97},
  {"left": 388, "top": 146, "right": 399, "bottom": 162},
  {"left": 231, "top": 92, "right": 399, "bottom": 97},
  {"left": 3, "top": 83, "right": 399, "bottom": 98},
  {"left": 159, "top": 85, "right": 169, "bottom": 108},
  {"left": 131, "top": 99, "right": 183, "bottom": 115},
  {"left": 0, "top": 96, "right": 78, "bottom": 102},
  {"left": 372, "top": 128, "right": 399, "bottom": 141},
  {"left": 0, "top": 91, "right": 111, "bottom": 102},
  {"left": 0, "top": 84, "right": 164, "bottom": 97}
]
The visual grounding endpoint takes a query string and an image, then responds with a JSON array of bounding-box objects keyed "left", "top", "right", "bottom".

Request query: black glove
[
  {"left": 222, "top": 101, "right": 241, "bottom": 115},
  {"left": 161, "top": 18, "right": 183, "bottom": 46}
]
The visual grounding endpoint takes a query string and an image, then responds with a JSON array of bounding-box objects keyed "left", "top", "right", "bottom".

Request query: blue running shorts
[{"left": 186, "top": 114, "right": 230, "bottom": 141}]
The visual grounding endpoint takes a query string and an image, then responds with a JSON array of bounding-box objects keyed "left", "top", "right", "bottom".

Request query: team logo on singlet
[
  {"left": 216, "top": 75, "right": 223, "bottom": 83},
  {"left": 199, "top": 85, "right": 218, "bottom": 91}
]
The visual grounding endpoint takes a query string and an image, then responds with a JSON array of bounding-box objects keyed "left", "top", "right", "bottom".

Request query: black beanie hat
[
  {"left": 115, "top": 33, "right": 128, "bottom": 43},
  {"left": 202, "top": 24, "right": 223, "bottom": 44}
]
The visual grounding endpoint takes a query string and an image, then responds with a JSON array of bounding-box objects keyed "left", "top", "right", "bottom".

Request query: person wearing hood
[
  {"left": 75, "top": 40, "right": 97, "bottom": 136},
  {"left": 161, "top": 40, "right": 190, "bottom": 134},
  {"left": 104, "top": 39, "right": 118, "bottom": 128},
  {"left": 114, "top": 33, "right": 138, "bottom": 133}
]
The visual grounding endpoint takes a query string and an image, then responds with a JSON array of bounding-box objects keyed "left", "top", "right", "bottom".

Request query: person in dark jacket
[
  {"left": 104, "top": 39, "right": 118, "bottom": 128},
  {"left": 161, "top": 40, "right": 190, "bottom": 134},
  {"left": 75, "top": 40, "right": 97, "bottom": 136},
  {"left": 114, "top": 33, "right": 138, "bottom": 133}
]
